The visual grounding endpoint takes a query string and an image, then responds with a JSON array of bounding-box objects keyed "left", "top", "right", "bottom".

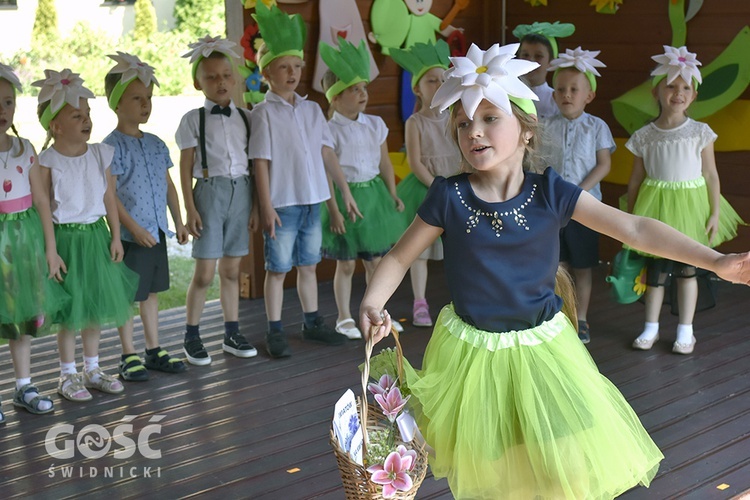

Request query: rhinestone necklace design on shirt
[{"left": 454, "top": 180, "right": 538, "bottom": 237}]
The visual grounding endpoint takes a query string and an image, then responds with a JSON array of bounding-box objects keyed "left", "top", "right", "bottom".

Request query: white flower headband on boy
[
  {"left": 548, "top": 47, "right": 606, "bottom": 92},
  {"left": 33, "top": 69, "right": 95, "bottom": 131},
  {"left": 182, "top": 35, "right": 240, "bottom": 80},
  {"left": 650, "top": 45, "right": 702, "bottom": 88},
  {"left": 431, "top": 43, "right": 540, "bottom": 120},
  {"left": 0, "top": 63, "right": 22, "bottom": 93},
  {"left": 107, "top": 52, "right": 160, "bottom": 111}
]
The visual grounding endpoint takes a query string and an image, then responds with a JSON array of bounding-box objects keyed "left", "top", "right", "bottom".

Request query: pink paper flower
[
  {"left": 374, "top": 386, "right": 410, "bottom": 423},
  {"left": 367, "top": 450, "right": 414, "bottom": 497},
  {"left": 367, "top": 373, "right": 395, "bottom": 397}
]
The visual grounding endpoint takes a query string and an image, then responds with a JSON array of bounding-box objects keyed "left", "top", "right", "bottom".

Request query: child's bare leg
[
  {"left": 10, "top": 334, "right": 53, "bottom": 413},
  {"left": 674, "top": 276, "right": 698, "bottom": 350},
  {"left": 409, "top": 258, "right": 428, "bottom": 300},
  {"left": 140, "top": 293, "right": 160, "bottom": 350},
  {"left": 363, "top": 258, "right": 380, "bottom": 284},
  {"left": 82, "top": 327, "right": 123, "bottom": 393},
  {"left": 634, "top": 274, "right": 666, "bottom": 346},
  {"left": 118, "top": 318, "right": 136, "bottom": 354},
  {"left": 57, "top": 329, "right": 77, "bottom": 365},
  {"left": 264, "top": 270, "right": 286, "bottom": 322},
  {"left": 333, "top": 259, "right": 356, "bottom": 322},
  {"left": 186, "top": 258, "right": 217, "bottom": 325},
  {"left": 297, "top": 264, "right": 318, "bottom": 313},
  {"left": 8, "top": 336, "right": 31, "bottom": 380},
  {"left": 573, "top": 267, "right": 592, "bottom": 321},
  {"left": 218, "top": 256, "right": 242, "bottom": 322}
]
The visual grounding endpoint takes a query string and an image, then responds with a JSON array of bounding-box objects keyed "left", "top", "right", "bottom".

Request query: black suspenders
[{"left": 198, "top": 107, "right": 251, "bottom": 179}]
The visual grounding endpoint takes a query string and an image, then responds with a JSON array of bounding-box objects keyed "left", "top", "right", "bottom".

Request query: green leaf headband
[
  {"left": 183, "top": 35, "right": 240, "bottom": 80},
  {"left": 650, "top": 45, "right": 702, "bottom": 89},
  {"left": 549, "top": 47, "right": 606, "bottom": 92},
  {"left": 0, "top": 63, "right": 22, "bottom": 93},
  {"left": 106, "top": 52, "right": 160, "bottom": 111},
  {"left": 512, "top": 21, "right": 575, "bottom": 58},
  {"left": 252, "top": 2, "right": 306, "bottom": 71},
  {"left": 431, "top": 43, "right": 540, "bottom": 119},
  {"left": 33, "top": 69, "right": 95, "bottom": 131},
  {"left": 320, "top": 37, "right": 370, "bottom": 102},
  {"left": 389, "top": 40, "right": 451, "bottom": 89}
]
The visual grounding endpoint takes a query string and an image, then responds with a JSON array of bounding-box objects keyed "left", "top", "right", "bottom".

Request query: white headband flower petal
[
  {"left": 650, "top": 45, "right": 702, "bottom": 85},
  {"left": 107, "top": 52, "right": 160, "bottom": 87},
  {"left": 548, "top": 47, "right": 606, "bottom": 76},
  {"left": 431, "top": 43, "right": 539, "bottom": 119},
  {"left": 0, "top": 63, "right": 22, "bottom": 92},
  {"left": 32, "top": 68, "right": 94, "bottom": 114},
  {"left": 182, "top": 35, "right": 240, "bottom": 63}
]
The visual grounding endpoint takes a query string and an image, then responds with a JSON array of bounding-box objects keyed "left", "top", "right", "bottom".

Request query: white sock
[
  {"left": 60, "top": 362, "right": 76, "bottom": 376},
  {"left": 637, "top": 322, "right": 659, "bottom": 341},
  {"left": 676, "top": 324, "right": 694, "bottom": 345},
  {"left": 16, "top": 378, "right": 52, "bottom": 412},
  {"left": 84, "top": 356, "right": 100, "bottom": 383},
  {"left": 16, "top": 377, "right": 31, "bottom": 390}
]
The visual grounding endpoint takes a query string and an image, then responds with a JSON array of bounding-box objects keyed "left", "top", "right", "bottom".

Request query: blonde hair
[
  {"left": 320, "top": 69, "right": 339, "bottom": 119},
  {"left": 36, "top": 101, "right": 53, "bottom": 150},
  {"left": 555, "top": 265, "right": 578, "bottom": 328}
]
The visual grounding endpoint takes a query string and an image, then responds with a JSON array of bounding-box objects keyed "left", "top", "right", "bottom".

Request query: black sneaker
[
  {"left": 223, "top": 332, "right": 258, "bottom": 358},
  {"left": 183, "top": 337, "right": 212, "bottom": 366},
  {"left": 266, "top": 330, "right": 291, "bottom": 358},
  {"left": 302, "top": 317, "right": 347, "bottom": 345}
]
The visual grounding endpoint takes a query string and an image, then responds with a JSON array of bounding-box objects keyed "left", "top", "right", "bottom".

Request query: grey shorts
[{"left": 191, "top": 175, "right": 252, "bottom": 259}]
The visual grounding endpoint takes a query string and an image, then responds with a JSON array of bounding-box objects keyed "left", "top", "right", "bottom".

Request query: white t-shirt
[
  {"left": 531, "top": 82, "right": 559, "bottom": 120},
  {"left": 249, "top": 91, "right": 334, "bottom": 209},
  {"left": 175, "top": 99, "right": 251, "bottom": 179},
  {"left": 39, "top": 143, "right": 113, "bottom": 224},
  {"left": 328, "top": 112, "right": 388, "bottom": 183}
]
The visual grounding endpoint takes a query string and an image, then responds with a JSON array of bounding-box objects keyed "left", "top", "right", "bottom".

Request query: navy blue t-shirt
[{"left": 418, "top": 168, "right": 582, "bottom": 332}]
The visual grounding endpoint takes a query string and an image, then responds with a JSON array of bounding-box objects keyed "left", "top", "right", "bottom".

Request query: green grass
[{"left": 158, "top": 256, "right": 221, "bottom": 311}]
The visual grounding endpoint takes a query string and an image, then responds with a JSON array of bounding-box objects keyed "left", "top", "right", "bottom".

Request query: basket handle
[{"left": 360, "top": 325, "right": 403, "bottom": 461}]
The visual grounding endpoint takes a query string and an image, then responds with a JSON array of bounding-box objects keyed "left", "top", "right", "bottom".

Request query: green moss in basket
[{"left": 366, "top": 429, "right": 395, "bottom": 467}]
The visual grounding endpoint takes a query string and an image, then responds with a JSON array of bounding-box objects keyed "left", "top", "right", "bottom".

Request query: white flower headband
[
  {"left": 107, "top": 52, "right": 159, "bottom": 111},
  {"left": 650, "top": 45, "right": 702, "bottom": 88},
  {"left": 0, "top": 63, "right": 22, "bottom": 93},
  {"left": 431, "top": 43, "right": 539, "bottom": 120},
  {"left": 549, "top": 47, "right": 606, "bottom": 91},
  {"left": 183, "top": 35, "right": 240, "bottom": 79},
  {"left": 33, "top": 69, "right": 95, "bottom": 131}
]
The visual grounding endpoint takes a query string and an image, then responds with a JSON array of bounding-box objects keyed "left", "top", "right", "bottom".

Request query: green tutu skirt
[
  {"left": 401, "top": 305, "right": 663, "bottom": 499},
  {"left": 321, "top": 177, "right": 407, "bottom": 260},
  {"left": 626, "top": 177, "right": 744, "bottom": 257},
  {"left": 54, "top": 218, "right": 139, "bottom": 330},
  {"left": 395, "top": 173, "right": 443, "bottom": 260},
  {"left": 0, "top": 207, "right": 70, "bottom": 340}
]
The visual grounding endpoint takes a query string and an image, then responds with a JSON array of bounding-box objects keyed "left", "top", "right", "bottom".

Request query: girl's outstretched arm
[
  {"left": 701, "top": 142, "right": 721, "bottom": 244},
  {"left": 626, "top": 156, "right": 646, "bottom": 213},
  {"left": 573, "top": 191, "right": 750, "bottom": 284},
  {"left": 360, "top": 217, "right": 443, "bottom": 343}
]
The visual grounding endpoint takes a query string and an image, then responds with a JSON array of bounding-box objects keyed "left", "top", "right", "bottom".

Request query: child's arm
[
  {"left": 701, "top": 142, "right": 721, "bottom": 244},
  {"left": 379, "top": 142, "right": 404, "bottom": 212},
  {"left": 254, "top": 158, "right": 281, "bottom": 239},
  {"left": 325, "top": 174, "right": 346, "bottom": 235},
  {"left": 167, "top": 172, "right": 189, "bottom": 245},
  {"left": 114, "top": 184, "right": 157, "bottom": 248},
  {"left": 249, "top": 178, "right": 260, "bottom": 233},
  {"left": 573, "top": 191, "right": 750, "bottom": 284},
  {"left": 578, "top": 149, "right": 611, "bottom": 193},
  {"left": 179, "top": 147, "right": 202, "bottom": 238},
  {"left": 360, "top": 217, "right": 444, "bottom": 343},
  {"left": 405, "top": 118, "right": 435, "bottom": 187},
  {"left": 31, "top": 162, "right": 66, "bottom": 281},
  {"left": 104, "top": 168, "right": 125, "bottom": 262},
  {"left": 626, "top": 156, "right": 647, "bottom": 213},
  {"left": 322, "top": 145, "right": 363, "bottom": 221}
]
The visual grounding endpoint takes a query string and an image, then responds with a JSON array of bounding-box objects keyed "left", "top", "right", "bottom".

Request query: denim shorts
[
  {"left": 263, "top": 204, "right": 322, "bottom": 273},
  {"left": 191, "top": 175, "right": 251, "bottom": 259}
]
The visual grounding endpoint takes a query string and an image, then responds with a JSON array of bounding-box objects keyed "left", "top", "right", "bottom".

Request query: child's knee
[{"left": 336, "top": 260, "right": 356, "bottom": 275}]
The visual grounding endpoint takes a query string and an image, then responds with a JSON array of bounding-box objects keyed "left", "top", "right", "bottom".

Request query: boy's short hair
[
  {"left": 104, "top": 72, "right": 121, "bottom": 101},
  {"left": 194, "top": 51, "right": 232, "bottom": 81},
  {"left": 520, "top": 34, "right": 554, "bottom": 60}
]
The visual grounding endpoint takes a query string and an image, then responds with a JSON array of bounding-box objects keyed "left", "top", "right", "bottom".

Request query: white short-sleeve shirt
[
  {"left": 328, "top": 112, "right": 388, "bottom": 183},
  {"left": 175, "top": 99, "right": 251, "bottom": 179},
  {"left": 39, "top": 143, "right": 113, "bottom": 224},
  {"left": 531, "top": 82, "right": 559, "bottom": 120},
  {"left": 248, "top": 91, "right": 334, "bottom": 209}
]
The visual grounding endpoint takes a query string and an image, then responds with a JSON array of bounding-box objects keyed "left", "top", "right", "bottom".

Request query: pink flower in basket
[
  {"left": 367, "top": 373, "right": 395, "bottom": 397},
  {"left": 367, "top": 448, "right": 414, "bottom": 497},
  {"left": 374, "top": 387, "right": 410, "bottom": 423}
]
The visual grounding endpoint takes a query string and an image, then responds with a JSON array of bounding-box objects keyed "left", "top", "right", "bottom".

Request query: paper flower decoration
[
  {"left": 549, "top": 46, "right": 606, "bottom": 91},
  {"left": 390, "top": 40, "right": 451, "bottom": 89},
  {"left": 252, "top": 1, "right": 307, "bottom": 70},
  {"left": 240, "top": 23, "right": 263, "bottom": 63},
  {"left": 651, "top": 45, "right": 703, "bottom": 86},
  {"left": 242, "top": 0, "right": 276, "bottom": 8},
  {"left": 246, "top": 67, "right": 263, "bottom": 91},
  {"left": 107, "top": 52, "right": 159, "bottom": 88},
  {"left": 33, "top": 68, "right": 95, "bottom": 129},
  {"left": 431, "top": 43, "right": 539, "bottom": 120},
  {"left": 367, "top": 449, "right": 414, "bottom": 498},
  {"left": 524, "top": 0, "right": 548, "bottom": 5},
  {"left": 590, "top": 0, "right": 623, "bottom": 14},
  {"left": 512, "top": 21, "right": 575, "bottom": 58},
  {"left": 0, "top": 63, "right": 22, "bottom": 92},
  {"left": 320, "top": 37, "right": 371, "bottom": 101},
  {"left": 183, "top": 35, "right": 240, "bottom": 64}
]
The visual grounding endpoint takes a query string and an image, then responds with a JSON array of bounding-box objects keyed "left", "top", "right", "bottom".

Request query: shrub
[
  {"left": 134, "top": 0, "right": 158, "bottom": 42},
  {"left": 173, "top": 0, "right": 225, "bottom": 40},
  {"left": 31, "top": 0, "right": 58, "bottom": 49}
]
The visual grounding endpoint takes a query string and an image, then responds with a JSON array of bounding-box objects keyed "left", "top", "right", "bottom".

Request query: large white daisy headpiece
[
  {"left": 0, "top": 63, "right": 22, "bottom": 93},
  {"left": 33, "top": 68, "right": 95, "bottom": 130},
  {"left": 430, "top": 43, "right": 539, "bottom": 120},
  {"left": 183, "top": 35, "right": 240, "bottom": 79},
  {"left": 107, "top": 52, "right": 159, "bottom": 110},
  {"left": 650, "top": 45, "right": 702, "bottom": 88},
  {"left": 549, "top": 47, "right": 606, "bottom": 91}
]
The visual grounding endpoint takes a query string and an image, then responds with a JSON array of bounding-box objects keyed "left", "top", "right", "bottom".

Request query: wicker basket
[{"left": 330, "top": 328, "right": 429, "bottom": 499}]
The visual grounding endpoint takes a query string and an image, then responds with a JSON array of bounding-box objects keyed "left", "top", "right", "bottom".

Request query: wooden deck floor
[{"left": 1, "top": 263, "right": 749, "bottom": 499}]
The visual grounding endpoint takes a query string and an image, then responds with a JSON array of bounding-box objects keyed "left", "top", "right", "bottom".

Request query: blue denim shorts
[
  {"left": 263, "top": 204, "right": 322, "bottom": 273},
  {"left": 192, "top": 176, "right": 251, "bottom": 259}
]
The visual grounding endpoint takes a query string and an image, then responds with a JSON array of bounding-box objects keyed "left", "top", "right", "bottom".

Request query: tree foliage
[
  {"left": 173, "top": 0, "right": 225, "bottom": 40},
  {"left": 32, "top": 0, "right": 59, "bottom": 48},
  {"left": 134, "top": 0, "right": 158, "bottom": 41}
]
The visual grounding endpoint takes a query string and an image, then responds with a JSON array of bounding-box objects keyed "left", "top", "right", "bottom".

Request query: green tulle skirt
[
  {"left": 53, "top": 218, "right": 139, "bottom": 330},
  {"left": 401, "top": 305, "right": 664, "bottom": 499},
  {"left": 625, "top": 177, "right": 744, "bottom": 257},
  {"left": 0, "top": 207, "right": 70, "bottom": 340},
  {"left": 395, "top": 173, "right": 428, "bottom": 227},
  {"left": 321, "top": 177, "right": 407, "bottom": 260}
]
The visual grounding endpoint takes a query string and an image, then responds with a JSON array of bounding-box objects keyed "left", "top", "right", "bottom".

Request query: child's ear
[
  {"left": 585, "top": 90, "right": 596, "bottom": 104},
  {"left": 193, "top": 79, "right": 202, "bottom": 91}
]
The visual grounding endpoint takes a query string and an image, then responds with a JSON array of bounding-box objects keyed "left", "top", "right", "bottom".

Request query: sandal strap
[
  {"left": 154, "top": 350, "right": 181, "bottom": 364},
  {"left": 122, "top": 355, "right": 147, "bottom": 373}
]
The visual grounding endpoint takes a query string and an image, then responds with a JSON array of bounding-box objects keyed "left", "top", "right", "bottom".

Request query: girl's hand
[
  {"left": 261, "top": 206, "right": 282, "bottom": 239},
  {"left": 186, "top": 208, "right": 203, "bottom": 239},
  {"left": 714, "top": 252, "right": 750, "bottom": 285},
  {"left": 360, "top": 307, "right": 392, "bottom": 345},
  {"left": 46, "top": 251, "right": 67, "bottom": 282},
  {"left": 111, "top": 239, "right": 125, "bottom": 263},
  {"left": 175, "top": 223, "right": 190, "bottom": 245},
  {"left": 706, "top": 213, "right": 720, "bottom": 245},
  {"left": 392, "top": 195, "right": 405, "bottom": 212},
  {"left": 330, "top": 209, "right": 346, "bottom": 235},
  {"left": 343, "top": 193, "right": 363, "bottom": 222},
  {"left": 132, "top": 226, "right": 157, "bottom": 248}
]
